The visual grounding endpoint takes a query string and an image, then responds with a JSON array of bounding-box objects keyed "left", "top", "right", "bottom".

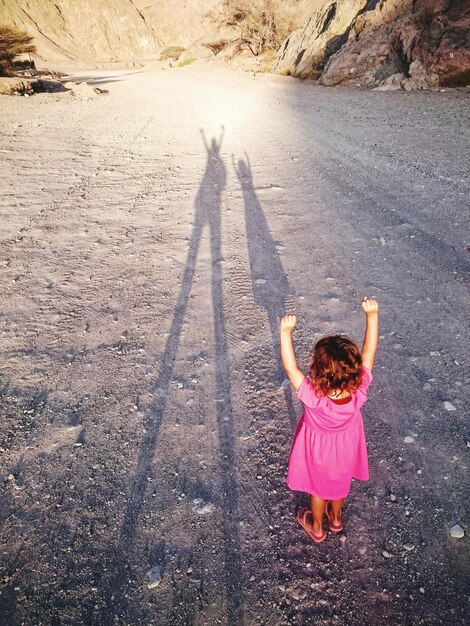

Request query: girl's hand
[
  {"left": 280, "top": 314, "right": 304, "bottom": 389},
  {"left": 361, "top": 297, "right": 379, "bottom": 316},
  {"left": 280, "top": 314, "right": 297, "bottom": 332}
]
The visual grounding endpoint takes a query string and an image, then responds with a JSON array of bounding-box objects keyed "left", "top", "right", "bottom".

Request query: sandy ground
[{"left": 0, "top": 68, "right": 469, "bottom": 626}]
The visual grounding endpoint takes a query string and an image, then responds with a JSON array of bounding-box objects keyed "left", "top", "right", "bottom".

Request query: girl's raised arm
[
  {"left": 361, "top": 298, "right": 379, "bottom": 370},
  {"left": 280, "top": 315, "right": 305, "bottom": 390}
]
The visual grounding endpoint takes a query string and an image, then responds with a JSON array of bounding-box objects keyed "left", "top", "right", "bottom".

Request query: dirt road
[{"left": 1, "top": 69, "right": 469, "bottom": 625}]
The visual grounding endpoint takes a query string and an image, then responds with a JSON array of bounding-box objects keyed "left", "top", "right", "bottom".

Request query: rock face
[
  {"left": 2, "top": 0, "right": 467, "bottom": 86},
  {"left": 135, "top": 0, "right": 225, "bottom": 49},
  {"left": 0, "top": 0, "right": 317, "bottom": 69},
  {"left": 275, "top": 0, "right": 470, "bottom": 88},
  {"left": 0, "top": 0, "right": 162, "bottom": 65},
  {"left": 275, "top": 0, "right": 369, "bottom": 78},
  {"left": 0, "top": 76, "right": 33, "bottom": 95}
]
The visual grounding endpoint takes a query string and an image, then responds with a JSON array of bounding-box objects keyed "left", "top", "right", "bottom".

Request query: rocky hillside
[
  {"left": 0, "top": 0, "right": 163, "bottom": 66},
  {"left": 1, "top": 0, "right": 468, "bottom": 88},
  {"left": 0, "top": 0, "right": 315, "bottom": 67},
  {"left": 274, "top": 0, "right": 470, "bottom": 88}
]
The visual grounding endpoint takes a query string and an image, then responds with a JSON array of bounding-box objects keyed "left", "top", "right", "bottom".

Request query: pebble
[
  {"left": 146, "top": 565, "right": 162, "bottom": 589},
  {"left": 390, "top": 494, "right": 397, "bottom": 502},
  {"left": 290, "top": 589, "right": 307, "bottom": 601},
  {"left": 254, "top": 278, "right": 266, "bottom": 285},
  {"left": 196, "top": 502, "right": 215, "bottom": 515},
  {"left": 443, "top": 401, "right": 456, "bottom": 412},
  {"left": 358, "top": 546, "right": 367, "bottom": 555},
  {"left": 419, "top": 587, "right": 425, "bottom": 594},
  {"left": 403, "top": 543, "right": 415, "bottom": 551},
  {"left": 239, "top": 431, "right": 251, "bottom": 441},
  {"left": 450, "top": 524, "right": 465, "bottom": 539},
  {"left": 404, "top": 436, "right": 415, "bottom": 444},
  {"left": 339, "top": 535, "right": 347, "bottom": 543},
  {"left": 381, "top": 550, "right": 393, "bottom": 558},
  {"left": 177, "top": 383, "right": 184, "bottom": 389}
]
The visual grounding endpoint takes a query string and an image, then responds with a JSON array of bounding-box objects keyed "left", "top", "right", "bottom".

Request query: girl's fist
[
  {"left": 362, "top": 297, "right": 379, "bottom": 315},
  {"left": 280, "top": 314, "right": 297, "bottom": 332}
]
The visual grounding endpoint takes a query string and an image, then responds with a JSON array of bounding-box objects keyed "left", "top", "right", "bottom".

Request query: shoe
[
  {"left": 297, "top": 508, "right": 327, "bottom": 543},
  {"left": 325, "top": 501, "right": 343, "bottom": 533}
]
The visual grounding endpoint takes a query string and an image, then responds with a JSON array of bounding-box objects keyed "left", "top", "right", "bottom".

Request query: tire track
[{"left": 3, "top": 111, "right": 157, "bottom": 253}]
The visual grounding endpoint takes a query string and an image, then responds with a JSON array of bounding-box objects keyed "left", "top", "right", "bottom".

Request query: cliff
[
  {"left": 1, "top": 0, "right": 468, "bottom": 87},
  {"left": 0, "top": 0, "right": 163, "bottom": 65},
  {"left": 0, "top": 0, "right": 319, "bottom": 68},
  {"left": 274, "top": 0, "right": 470, "bottom": 88}
]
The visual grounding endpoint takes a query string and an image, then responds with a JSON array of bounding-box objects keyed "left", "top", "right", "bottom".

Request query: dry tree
[
  {"left": 0, "top": 25, "right": 36, "bottom": 75},
  {"left": 221, "top": 0, "right": 283, "bottom": 55}
]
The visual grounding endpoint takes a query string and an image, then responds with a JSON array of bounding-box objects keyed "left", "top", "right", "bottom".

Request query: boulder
[
  {"left": 374, "top": 72, "right": 406, "bottom": 91},
  {"left": 0, "top": 77, "right": 33, "bottom": 95},
  {"left": 63, "top": 81, "right": 107, "bottom": 98},
  {"left": 31, "top": 78, "right": 66, "bottom": 93},
  {"left": 274, "top": 0, "right": 369, "bottom": 79}
]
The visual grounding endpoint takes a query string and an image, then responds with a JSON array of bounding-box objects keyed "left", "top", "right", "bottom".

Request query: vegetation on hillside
[
  {"left": 220, "top": 0, "right": 304, "bottom": 55},
  {"left": 0, "top": 25, "right": 36, "bottom": 76}
]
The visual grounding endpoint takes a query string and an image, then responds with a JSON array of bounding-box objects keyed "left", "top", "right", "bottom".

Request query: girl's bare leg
[
  {"left": 329, "top": 498, "right": 345, "bottom": 525},
  {"left": 310, "top": 495, "right": 326, "bottom": 535}
]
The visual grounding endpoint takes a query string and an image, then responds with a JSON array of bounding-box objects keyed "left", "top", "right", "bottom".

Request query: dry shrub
[
  {"left": 160, "top": 46, "right": 186, "bottom": 61},
  {"left": 220, "top": 0, "right": 307, "bottom": 55},
  {"left": 0, "top": 25, "right": 36, "bottom": 76}
]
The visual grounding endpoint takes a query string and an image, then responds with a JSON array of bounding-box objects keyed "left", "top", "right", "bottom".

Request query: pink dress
[{"left": 286, "top": 367, "right": 372, "bottom": 500}]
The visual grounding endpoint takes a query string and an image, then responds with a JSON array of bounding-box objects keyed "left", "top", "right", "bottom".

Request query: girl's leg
[
  {"left": 329, "top": 498, "right": 345, "bottom": 526},
  {"left": 310, "top": 495, "right": 326, "bottom": 535}
]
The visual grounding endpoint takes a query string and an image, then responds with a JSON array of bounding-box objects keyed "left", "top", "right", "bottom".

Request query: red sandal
[
  {"left": 325, "top": 501, "right": 343, "bottom": 533},
  {"left": 297, "top": 507, "right": 327, "bottom": 543}
]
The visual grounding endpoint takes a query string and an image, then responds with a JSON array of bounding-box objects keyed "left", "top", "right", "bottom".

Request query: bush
[
  {"left": 220, "top": 0, "right": 305, "bottom": 56},
  {"left": 160, "top": 46, "right": 186, "bottom": 61},
  {"left": 0, "top": 25, "right": 36, "bottom": 76},
  {"left": 178, "top": 57, "right": 195, "bottom": 67}
]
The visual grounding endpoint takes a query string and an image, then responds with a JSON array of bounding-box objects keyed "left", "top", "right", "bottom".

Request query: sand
[{"left": 0, "top": 68, "right": 469, "bottom": 625}]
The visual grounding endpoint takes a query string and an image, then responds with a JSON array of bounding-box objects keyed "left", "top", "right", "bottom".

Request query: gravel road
[{"left": 0, "top": 68, "right": 469, "bottom": 626}]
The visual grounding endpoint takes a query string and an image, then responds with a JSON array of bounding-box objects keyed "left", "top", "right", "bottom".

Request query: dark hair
[{"left": 310, "top": 335, "right": 363, "bottom": 396}]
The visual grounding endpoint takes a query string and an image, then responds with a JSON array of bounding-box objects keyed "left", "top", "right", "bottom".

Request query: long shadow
[
  {"left": 101, "top": 129, "right": 243, "bottom": 626},
  {"left": 233, "top": 155, "right": 297, "bottom": 432}
]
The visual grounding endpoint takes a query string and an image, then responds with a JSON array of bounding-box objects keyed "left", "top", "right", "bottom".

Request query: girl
[{"left": 280, "top": 298, "right": 379, "bottom": 543}]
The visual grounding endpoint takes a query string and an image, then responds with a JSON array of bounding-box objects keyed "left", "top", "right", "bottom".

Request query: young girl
[{"left": 280, "top": 297, "right": 379, "bottom": 543}]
